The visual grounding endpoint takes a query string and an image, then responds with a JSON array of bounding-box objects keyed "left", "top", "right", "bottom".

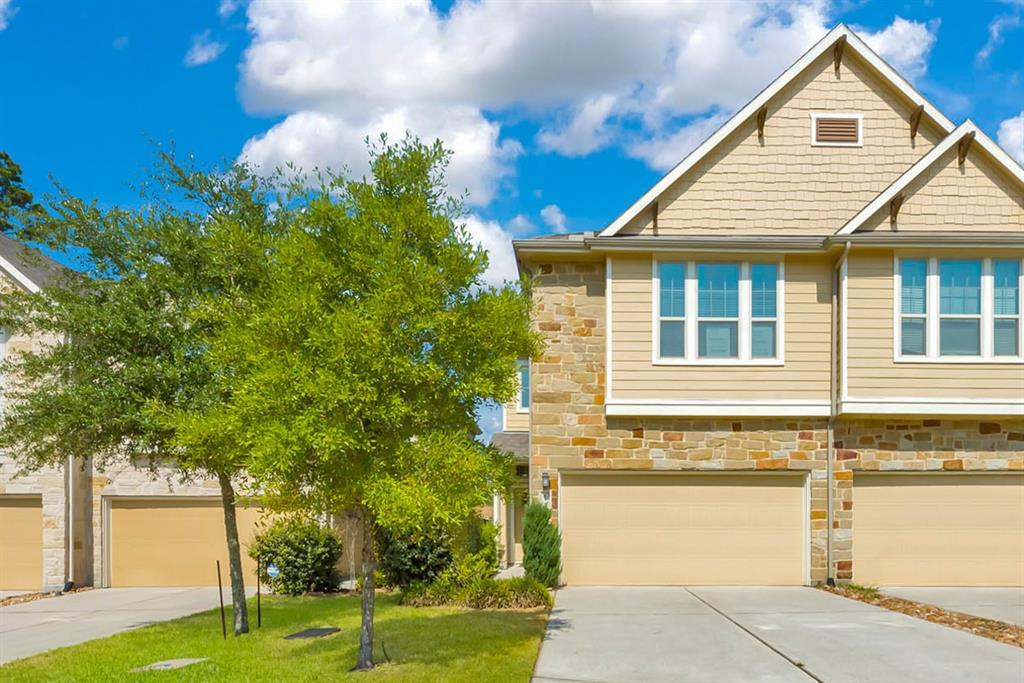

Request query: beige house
[{"left": 491, "top": 24, "right": 1024, "bottom": 587}]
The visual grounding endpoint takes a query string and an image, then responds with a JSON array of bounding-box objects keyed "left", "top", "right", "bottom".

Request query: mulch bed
[
  {"left": 0, "top": 587, "right": 94, "bottom": 609},
  {"left": 822, "top": 585, "right": 1023, "bottom": 649}
]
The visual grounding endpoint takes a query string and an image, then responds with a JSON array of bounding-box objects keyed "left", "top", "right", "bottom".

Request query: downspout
[
  {"left": 65, "top": 454, "right": 74, "bottom": 589},
  {"left": 828, "top": 241, "right": 851, "bottom": 586}
]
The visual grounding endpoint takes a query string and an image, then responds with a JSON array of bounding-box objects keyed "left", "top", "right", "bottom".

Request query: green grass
[
  {"left": 0, "top": 593, "right": 548, "bottom": 682},
  {"left": 840, "top": 582, "right": 882, "bottom": 600}
]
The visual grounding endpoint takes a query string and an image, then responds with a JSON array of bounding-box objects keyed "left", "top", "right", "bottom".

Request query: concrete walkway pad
[
  {"left": 881, "top": 587, "right": 1024, "bottom": 626},
  {"left": 534, "top": 586, "right": 1024, "bottom": 683}
]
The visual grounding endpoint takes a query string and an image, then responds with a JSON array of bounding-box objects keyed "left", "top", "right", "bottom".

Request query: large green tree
[
  {"left": 182, "top": 137, "right": 539, "bottom": 670},
  {"left": 0, "top": 153, "right": 283, "bottom": 635}
]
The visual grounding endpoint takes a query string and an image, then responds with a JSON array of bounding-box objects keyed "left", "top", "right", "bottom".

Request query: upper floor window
[
  {"left": 516, "top": 360, "right": 530, "bottom": 411},
  {"left": 895, "top": 256, "right": 1023, "bottom": 362},
  {"left": 811, "top": 113, "right": 862, "bottom": 147},
  {"left": 655, "top": 259, "right": 783, "bottom": 364}
]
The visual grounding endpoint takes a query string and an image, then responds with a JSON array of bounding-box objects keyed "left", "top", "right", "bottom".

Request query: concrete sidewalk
[
  {"left": 0, "top": 587, "right": 249, "bottom": 664},
  {"left": 533, "top": 586, "right": 1024, "bottom": 683},
  {"left": 882, "top": 587, "right": 1024, "bottom": 626}
]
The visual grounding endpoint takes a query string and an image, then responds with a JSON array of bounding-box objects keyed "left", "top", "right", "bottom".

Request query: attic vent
[{"left": 811, "top": 113, "right": 862, "bottom": 146}]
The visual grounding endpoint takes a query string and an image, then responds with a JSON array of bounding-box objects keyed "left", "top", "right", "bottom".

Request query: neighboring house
[
  {"left": 0, "top": 237, "right": 266, "bottom": 591},
  {"left": 508, "top": 25, "right": 1024, "bottom": 588},
  {"left": 489, "top": 360, "right": 530, "bottom": 567}
]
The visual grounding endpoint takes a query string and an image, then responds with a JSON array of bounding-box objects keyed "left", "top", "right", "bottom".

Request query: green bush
[
  {"left": 522, "top": 502, "right": 561, "bottom": 588},
  {"left": 462, "top": 516, "right": 500, "bottom": 575},
  {"left": 403, "top": 576, "right": 551, "bottom": 609},
  {"left": 375, "top": 527, "right": 453, "bottom": 589},
  {"left": 249, "top": 516, "right": 343, "bottom": 596}
]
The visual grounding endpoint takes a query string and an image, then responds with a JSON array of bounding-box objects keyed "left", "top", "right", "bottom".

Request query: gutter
[{"left": 827, "top": 240, "right": 851, "bottom": 586}]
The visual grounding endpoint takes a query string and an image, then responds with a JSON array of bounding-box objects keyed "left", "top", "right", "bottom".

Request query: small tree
[
  {"left": 0, "top": 152, "right": 283, "bottom": 635},
  {"left": 523, "top": 502, "right": 561, "bottom": 588},
  {"left": 199, "top": 136, "right": 540, "bottom": 670}
]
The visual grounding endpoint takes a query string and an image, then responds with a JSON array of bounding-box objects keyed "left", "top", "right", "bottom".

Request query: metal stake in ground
[
  {"left": 257, "top": 557, "right": 261, "bottom": 628},
  {"left": 216, "top": 560, "right": 227, "bottom": 640}
]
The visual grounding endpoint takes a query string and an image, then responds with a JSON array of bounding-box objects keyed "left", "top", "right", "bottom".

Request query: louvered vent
[{"left": 814, "top": 116, "right": 860, "bottom": 144}]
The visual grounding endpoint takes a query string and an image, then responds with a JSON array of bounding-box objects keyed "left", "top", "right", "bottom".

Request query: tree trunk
[
  {"left": 217, "top": 471, "right": 250, "bottom": 636},
  {"left": 353, "top": 509, "right": 376, "bottom": 671}
]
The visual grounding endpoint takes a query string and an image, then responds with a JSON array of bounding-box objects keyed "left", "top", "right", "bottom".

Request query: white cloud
[
  {"left": 627, "top": 112, "right": 730, "bottom": 171},
  {"left": 539, "top": 204, "right": 568, "bottom": 233},
  {"left": 219, "top": 0, "right": 242, "bottom": 19},
  {"left": 240, "top": 107, "right": 521, "bottom": 206},
  {"left": 997, "top": 112, "right": 1024, "bottom": 166},
  {"left": 236, "top": 1, "right": 940, "bottom": 202},
  {"left": 184, "top": 30, "right": 227, "bottom": 67},
  {"left": 462, "top": 214, "right": 519, "bottom": 286},
  {"left": 858, "top": 17, "right": 939, "bottom": 80},
  {"left": 0, "top": 0, "right": 16, "bottom": 31},
  {"left": 977, "top": 12, "right": 1021, "bottom": 62}
]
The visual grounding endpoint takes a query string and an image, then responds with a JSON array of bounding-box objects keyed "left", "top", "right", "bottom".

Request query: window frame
[
  {"left": 893, "top": 255, "right": 1024, "bottom": 363},
  {"left": 809, "top": 112, "right": 863, "bottom": 148},
  {"left": 516, "top": 359, "right": 530, "bottom": 412},
  {"left": 652, "top": 258, "right": 785, "bottom": 366}
]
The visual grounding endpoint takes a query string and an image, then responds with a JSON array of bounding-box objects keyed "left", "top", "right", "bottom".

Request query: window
[
  {"left": 655, "top": 259, "right": 783, "bottom": 364},
  {"left": 517, "top": 360, "right": 530, "bottom": 411},
  {"left": 899, "top": 259, "right": 927, "bottom": 356},
  {"left": 811, "top": 113, "right": 862, "bottom": 147},
  {"left": 895, "top": 256, "right": 1024, "bottom": 361},
  {"left": 658, "top": 262, "right": 686, "bottom": 358}
]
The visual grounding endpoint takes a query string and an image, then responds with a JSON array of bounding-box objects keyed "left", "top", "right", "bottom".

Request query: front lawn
[{"left": 1, "top": 593, "right": 548, "bottom": 682}]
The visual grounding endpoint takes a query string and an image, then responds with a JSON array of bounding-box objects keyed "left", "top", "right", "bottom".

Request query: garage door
[
  {"left": 854, "top": 473, "right": 1024, "bottom": 587},
  {"left": 560, "top": 473, "right": 806, "bottom": 586},
  {"left": 0, "top": 495, "right": 43, "bottom": 590},
  {"left": 109, "top": 498, "right": 262, "bottom": 587}
]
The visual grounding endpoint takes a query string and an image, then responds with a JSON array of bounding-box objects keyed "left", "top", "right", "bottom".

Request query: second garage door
[
  {"left": 0, "top": 495, "right": 43, "bottom": 591},
  {"left": 560, "top": 473, "right": 806, "bottom": 586},
  {"left": 854, "top": 473, "right": 1024, "bottom": 586},
  {"left": 109, "top": 498, "right": 262, "bottom": 587}
]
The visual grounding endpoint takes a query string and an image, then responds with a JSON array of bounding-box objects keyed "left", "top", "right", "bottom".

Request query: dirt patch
[
  {"left": 822, "top": 585, "right": 1023, "bottom": 649},
  {"left": 0, "top": 587, "right": 94, "bottom": 609}
]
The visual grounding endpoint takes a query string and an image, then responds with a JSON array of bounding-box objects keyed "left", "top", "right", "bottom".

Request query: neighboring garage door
[
  {"left": 854, "top": 473, "right": 1024, "bottom": 587},
  {"left": 109, "top": 498, "right": 261, "bottom": 587},
  {"left": 0, "top": 495, "right": 43, "bottom": 590},
  {"left": 560, "top": 473, "right": 806, "bottom": 586}
]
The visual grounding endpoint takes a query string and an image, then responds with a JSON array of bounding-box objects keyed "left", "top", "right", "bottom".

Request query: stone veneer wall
[
  {"left": 832, "top": 418, "right": 1024, "bottom": 581},
  {"left": 529, "top": 261, "right": 1024, "bottom": 584}
]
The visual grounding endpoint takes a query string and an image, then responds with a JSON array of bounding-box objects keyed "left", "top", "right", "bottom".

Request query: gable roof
[
  {"left": 0, "top": 233, "right": 69, "bottom": 292},
  {"left": 836, "top": 120, "right": 1024, "bottom": 235},
  {"left": 598, "top": 24, "right": 955, "bottom": 238}
]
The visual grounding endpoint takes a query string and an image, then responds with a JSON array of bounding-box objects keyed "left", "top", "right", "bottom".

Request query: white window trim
[
  {"left": 893, "top": 255, "right": 1024, "bottom": 364},
  {"left": 515, "top": 360, "right": 530, "bottom": 413},
  {"left": 652, "top": 257, "right": 785, "bottom": 366},
  {"left": 810, "top": 112, "right": 863, "bottom": 147}
]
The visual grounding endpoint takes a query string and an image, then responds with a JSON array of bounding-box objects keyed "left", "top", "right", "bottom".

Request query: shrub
[
  {"left": 403, "top": 576, "right": 551, "bottom": 609},
  {"left": 375, "top": 527, "right": 453, "bottom": 589},
  {"left": 522, "top": 502, "right": 561, "bottom": 588},
  {"left": 462, "top": 516, "right": 499, "bottom": 575},
  {"left": 249, "top": 516, "right": 343, "bottom": 596}
]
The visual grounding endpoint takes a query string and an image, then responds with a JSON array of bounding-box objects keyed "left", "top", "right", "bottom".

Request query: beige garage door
[
  {"left": 110, "top": 498, "right": 262, "bottom": 587},
  {"left": 560, "top": 473, "right": 806, "bottom": 586},
  {"left": 854, "top": 473, "right": 1024, "bottom": 587},
  {"left": 0, "top": 496, "right": 43, "bottom": 590}
]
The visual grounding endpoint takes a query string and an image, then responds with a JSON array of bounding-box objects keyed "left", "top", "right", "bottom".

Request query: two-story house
[{"left": 491, "top": 24, "right": 1024, "bottom": 587}]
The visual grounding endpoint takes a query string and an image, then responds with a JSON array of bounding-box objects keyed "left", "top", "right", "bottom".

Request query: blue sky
[{"left": 2, "top": 0, "right": 1023, "bottom": 441}]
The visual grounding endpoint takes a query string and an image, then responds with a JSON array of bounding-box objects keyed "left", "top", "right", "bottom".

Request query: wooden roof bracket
[
  {"left": 889, "top": 191, "right": 905, "bottom": 225},
  {"left": 756, "top": 106, "right": 767, "bottom": 139},
  {"left": 909, "top": 104, "right": 925, "bottom": 141},
  {"left": 651, "top": 200, "right": 659, "bottom": 234},
  {"left": 957, "top": 131, "right": 976, "bottom": 165},
  {"left": 833, "top": 35, "right": 847, "bottom": 72}
]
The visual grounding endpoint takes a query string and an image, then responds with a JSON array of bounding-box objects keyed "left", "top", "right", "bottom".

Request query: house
[
  {"left": 489, "top": 360, "right": 531, "bottom": 567},
  {"left": 0, "top": 237, "right": 266, "bottom": 592},
  {"left": 496, "top": 24, "right": 1024, "bottom": 587}
]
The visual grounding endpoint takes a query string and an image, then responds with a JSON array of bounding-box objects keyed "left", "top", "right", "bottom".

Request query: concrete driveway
[
  {"left": 0, "top": 587, "right": 248, "bottom": 664},
  {"left": 882, "top": 587, "right": 1024, "bottom": 626},
  {"left": 533, "top": 587, "right": 1024, "bottom": 683}
]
